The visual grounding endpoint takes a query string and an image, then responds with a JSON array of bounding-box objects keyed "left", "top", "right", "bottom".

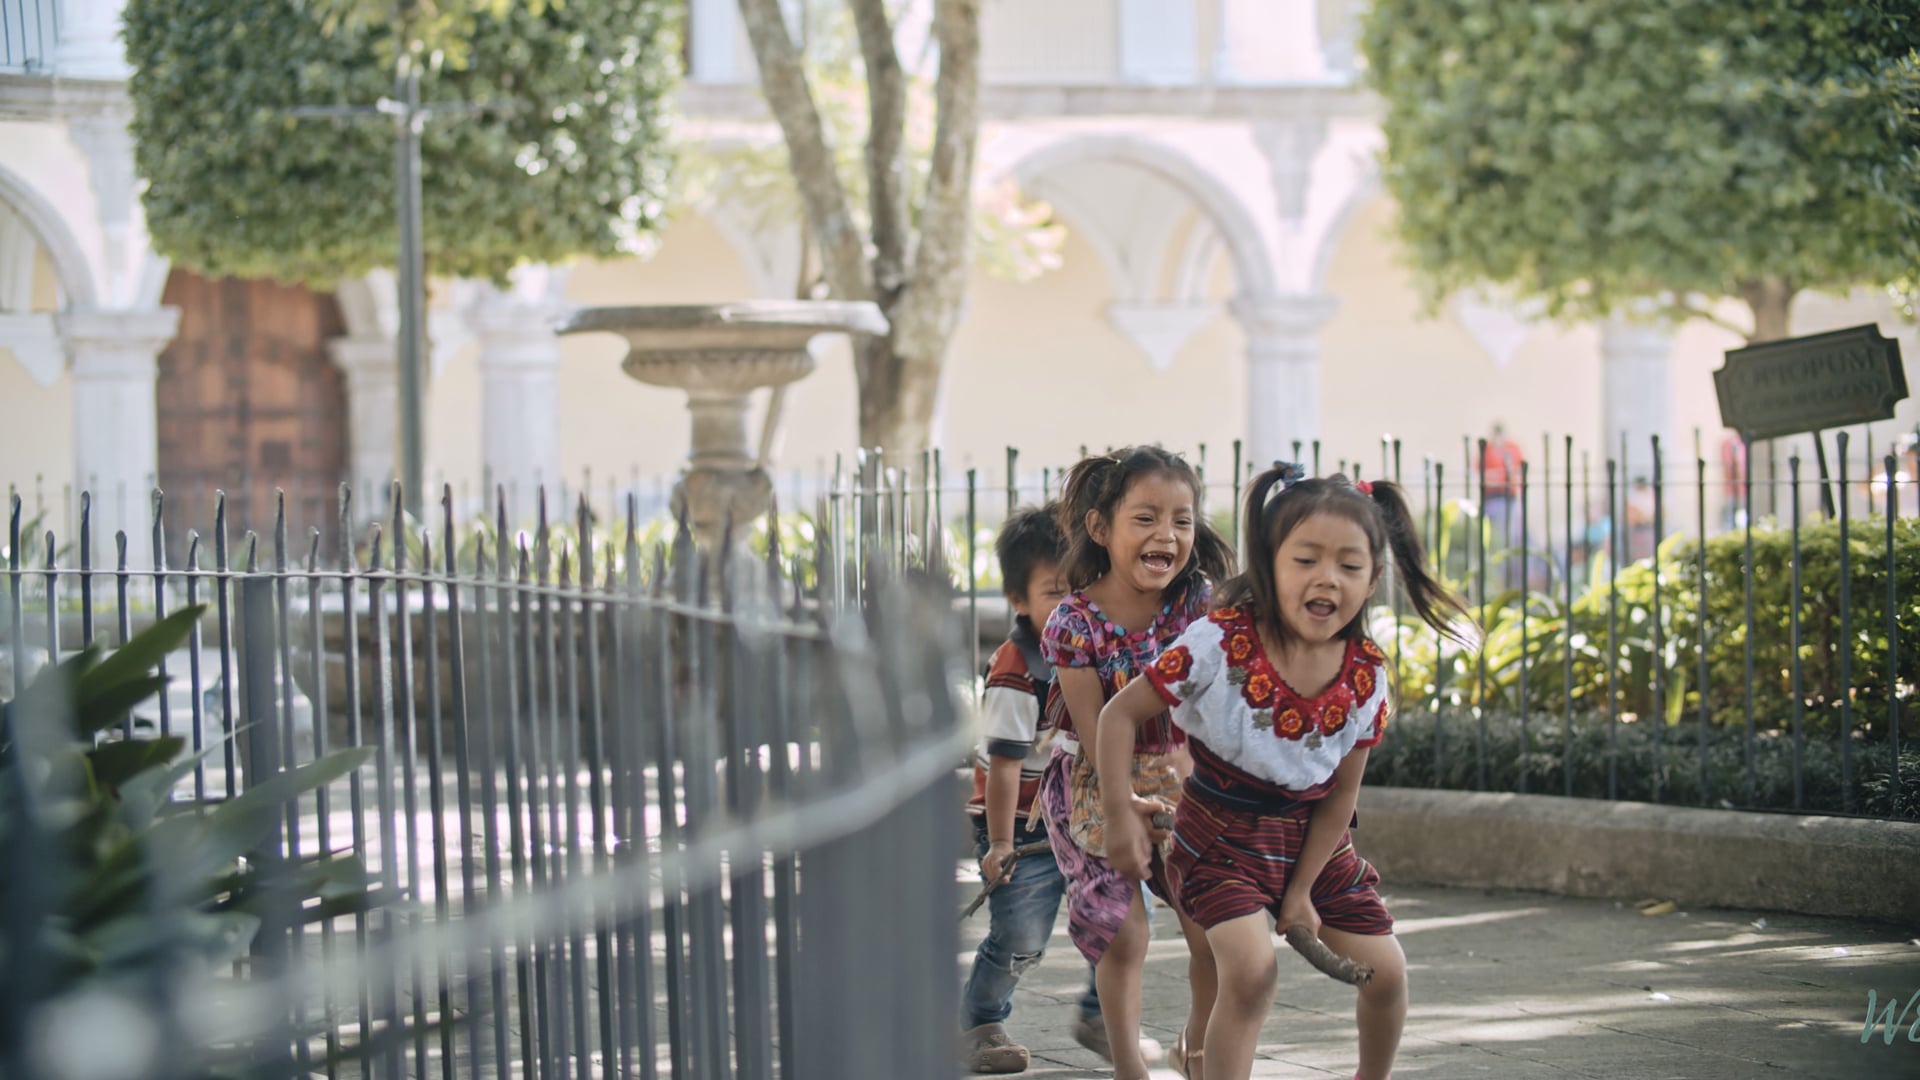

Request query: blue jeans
[{"left": 962, "top": 816, "right": 1100, "bottom": 1028}]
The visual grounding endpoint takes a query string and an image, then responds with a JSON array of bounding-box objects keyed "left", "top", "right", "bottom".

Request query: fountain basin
[{"left": 557, "top": 301, "right": 888, "bottom": 543}]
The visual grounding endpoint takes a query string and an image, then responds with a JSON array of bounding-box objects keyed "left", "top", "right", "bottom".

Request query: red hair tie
[{"left": 1355, "top": 480, "right": 1374, "bottom": 496}]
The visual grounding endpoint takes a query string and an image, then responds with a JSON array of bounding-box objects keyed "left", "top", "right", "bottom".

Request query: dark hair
[
  {"left": 1056, "top": 446, "right": 1235, "bottom": 594},
  {"left": 1217, "top": 466, "right": 1471, "bottom": 652},
  {"left": 995, "top": 501, "right": 1067, "bottom": 600}
]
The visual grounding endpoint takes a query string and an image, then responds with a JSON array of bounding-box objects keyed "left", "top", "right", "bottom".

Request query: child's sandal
[{"left": 1171, "top": 1028, "right": 1204, "bottom": 1080}]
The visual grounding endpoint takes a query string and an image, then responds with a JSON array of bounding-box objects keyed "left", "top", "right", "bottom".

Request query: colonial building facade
[{"left": 2, "top": 0, "right": 1912, "bottom": 552}]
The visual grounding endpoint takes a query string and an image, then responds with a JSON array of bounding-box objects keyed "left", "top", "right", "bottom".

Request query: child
[
  {"left": 1097, "top": 464, "right": 1470, "bottom": 1080},
  {"left": 1037, "top": 447, "right": 1235, "bottom": 1080},
  {"left": 961, "top": 503, "right": 1102, "bottom": 1074}
]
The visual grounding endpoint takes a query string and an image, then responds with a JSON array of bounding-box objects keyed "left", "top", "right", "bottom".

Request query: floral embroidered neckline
[
  {"left": 1080, "top": 593, "right": 1176, "bottom": 645},
  {"left": 1167, "top": 607, "right": 1385, "bottom": 748}
]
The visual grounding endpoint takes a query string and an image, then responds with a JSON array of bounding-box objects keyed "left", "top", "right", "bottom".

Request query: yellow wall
[
  {"left": 1319, "top": 196, "right": 1603, "bottom": 484},
  {"left": 937, "top": 225, "right": 1245, "bottom": 486},
  {"left": 427, "top": 212, "right": 793, "bottom": 511},
  {"left": 0, "top": 246, "right": 76, "bottom": 525},
  {"left": 0, "top": 360, "right": 75, "bottom": 524},
  {"left": 32, "top": 245, "right": 58, "bottom": 309},
  {"left": 1317, "top": 196, "right": 1920, "bottom": 505}
]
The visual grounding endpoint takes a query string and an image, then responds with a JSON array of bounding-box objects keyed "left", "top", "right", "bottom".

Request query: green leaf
[
  {"left": 85, "top": 736, "right": 185, "bottom": 790},
  {"left": 73, "top": 677, "right": 170, "bottom": 740},
  {"left": 75, "top": 606, "right": 206, "bottom": 717},
  {"left": 115, "top": 738, "right": 228, "bottom": 828},
  {"left": 122, "top": 0, "right": 678, "bottom": 285},
  {"left": 1361, "top": 0, "right": 1920, "bottom": 328},
  {"left": 196, "top": 747, "right": 374, "bottom": 870}
]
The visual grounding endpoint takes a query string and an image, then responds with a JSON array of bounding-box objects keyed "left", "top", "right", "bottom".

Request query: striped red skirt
[{"left": 1167, "top": 765, "right": 1393, "bottom": 935}]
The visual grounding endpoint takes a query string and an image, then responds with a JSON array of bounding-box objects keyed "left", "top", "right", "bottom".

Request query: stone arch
[
  {"left": 1307, "top": 167, "right": 1382, "bottom": 295},
  {"left": 1006, "top": 134, "right": 1278, "bottom": 297},
  {"left": 0, "top": 161, "right": 98, "bottom": 311},
  {"left": 1012, "top": 175, "right": 1133, "bottom": 295}
]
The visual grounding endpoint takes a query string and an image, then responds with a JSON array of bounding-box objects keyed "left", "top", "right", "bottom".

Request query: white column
[
  {"left": 58, "top": 308, "right": 178, "bottom": 563},
  {"left": 472, "top": 289, "right": 563, "bottom": 524},
  {"left": 1231, "top": 293, "right": 1340, "bottom": 470},
  {"left": 53, "top": 0, "right": 131, "bottom": 79},
  {"left": 1600, "top": 316, "right": 1676, "bottom": 485},
  {"left": 1119, "top": 0, "right": 1198, "bottom": 84},
  {"left": 329, "top": 337, "right": 400, "bottom": 503}
]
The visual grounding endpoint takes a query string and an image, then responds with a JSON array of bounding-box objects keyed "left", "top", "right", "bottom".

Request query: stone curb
[{"left": 1355, "top": 786, "right": 1920, "bottom": 925}]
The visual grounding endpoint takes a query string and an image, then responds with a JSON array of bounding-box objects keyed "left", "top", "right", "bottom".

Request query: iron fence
[
  {"left": 1, "top": 484, "right": 971, "bottom": 1078},
  {"left": 789, "top": 432, "right": 1915, "bottom": 821},
  {"left": 0, "top": 422, "right": 1913, "bottom": 1078},
  {"left": 3, "top": 425, "right": 1915, "bottom": 832}
]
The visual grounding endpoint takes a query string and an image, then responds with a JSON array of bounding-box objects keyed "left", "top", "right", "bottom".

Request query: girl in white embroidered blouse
[{"left": 1096, "top": 464, "right": 1470, "bottom": 1080}]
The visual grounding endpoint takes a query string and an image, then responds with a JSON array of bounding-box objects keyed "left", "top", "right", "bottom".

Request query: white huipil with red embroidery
[{"left": 1147, "top": 607, "right": 1391, "bottom": 793}]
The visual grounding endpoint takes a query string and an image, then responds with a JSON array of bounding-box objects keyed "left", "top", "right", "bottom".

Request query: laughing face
[
  {"left": 1272, "top": 510, "right": 1378, "bottom": 645},
  {"left": 1089, "top": 471, "right": 1197, "bottom": 597}
]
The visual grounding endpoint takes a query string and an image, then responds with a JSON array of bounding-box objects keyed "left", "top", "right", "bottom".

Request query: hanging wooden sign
[{"left": 1714, "top": 324, "right": 1908, "bottom": 441}]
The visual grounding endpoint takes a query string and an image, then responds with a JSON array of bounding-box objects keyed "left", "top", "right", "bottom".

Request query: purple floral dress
[{"left": 1036, "top": 579, "right": 1211, "bottom": 963}]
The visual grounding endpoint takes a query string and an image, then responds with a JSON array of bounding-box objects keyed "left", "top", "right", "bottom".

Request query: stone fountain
[{"left": 557, "top": 301, "right": 888, "bottom": 545}]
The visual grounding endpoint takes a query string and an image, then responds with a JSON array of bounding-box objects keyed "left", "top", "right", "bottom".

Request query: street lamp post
[
  {"left": 291, "top": 54, "right": 461, "bottom": 521},
  {"left": 391, "top": 58, "right": 427, "bottom": 521}
]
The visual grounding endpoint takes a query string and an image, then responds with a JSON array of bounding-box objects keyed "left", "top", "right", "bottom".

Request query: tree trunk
[
  {"left": 1740, "top": 275, "right": 1797, "bottom": 343},
  {"left": 855, "top": 330, "right": 939, "bottom": 463},
  {"left": 739, "top": 0, "right": 981, "bottom": 466}
]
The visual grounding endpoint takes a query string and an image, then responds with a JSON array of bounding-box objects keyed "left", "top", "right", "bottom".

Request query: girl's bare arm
[
  {"left": 1095, "top": 677, "right": 1164, "bottom": 815},
  {"left": 1278, "top": 746, "right": 1369, "bottom": 931},
  {"left": 1095, "top": 677, "right": 1170, "bottom": 879},
  {"left": 1055, "top": 666, "right": 1107, "bottom": 752}
]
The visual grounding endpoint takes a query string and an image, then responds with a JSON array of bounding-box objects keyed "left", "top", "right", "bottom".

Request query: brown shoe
[
  {"left": 1070, "top": 1013, "right": 1164, "bottom": 1065},
  {"left": 962, "top": 1022, "right": 1029, "bottom": 1074}
]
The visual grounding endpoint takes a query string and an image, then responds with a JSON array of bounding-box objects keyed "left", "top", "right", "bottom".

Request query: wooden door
[{"left": 156, "top": 271, "right": 349, "bottom": 557}]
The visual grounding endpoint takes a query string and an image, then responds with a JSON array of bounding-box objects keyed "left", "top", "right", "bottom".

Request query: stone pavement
[{"left": 957, "top": 879, "right": 1920, "bottom": 1079}]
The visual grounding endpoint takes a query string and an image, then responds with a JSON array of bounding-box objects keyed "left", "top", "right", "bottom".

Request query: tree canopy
[
  {"left": 123, "top": 0, "right": 680, "bottom": 284},
  {"left": 1362, "top": 0, "right": 1920, "bottom": 340}
]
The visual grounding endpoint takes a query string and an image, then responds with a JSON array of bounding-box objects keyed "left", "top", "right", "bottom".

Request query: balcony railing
[{"left": 0, "top": 0, "right": 57, "bottom": 72}]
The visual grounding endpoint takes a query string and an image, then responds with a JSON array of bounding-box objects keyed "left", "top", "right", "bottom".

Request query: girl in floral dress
[
  {"left": 1096, "top": 464, "right": 1469, "bottom": 1080},
  {"left": 1037, "top": 446, "right": 1234, "bottom": 1080}
]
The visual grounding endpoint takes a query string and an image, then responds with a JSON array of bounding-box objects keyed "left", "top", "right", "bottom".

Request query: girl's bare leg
[
  {"left": 1096, "top": 890, "right": 1153, "bottom": 1080},
  {"left": 1319, "top": 928, "right": 1407, "bottom": 1080},
  {"left": 1175, "top": 907, "right": 1219, "bottom": 1076},
  {"left": 1198, "top": 914, "right": 1275, "bottom": 1080}
]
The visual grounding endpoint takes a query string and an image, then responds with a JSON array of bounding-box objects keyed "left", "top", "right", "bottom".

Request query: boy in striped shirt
[{"left": 962, "top": 503, "right": 1103, "bottom": 1073}]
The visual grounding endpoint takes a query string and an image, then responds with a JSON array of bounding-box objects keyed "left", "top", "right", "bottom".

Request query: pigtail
[
  {"left": 1212, "top": 464, "right": 1292, "bottom": 617},
  {"left": 1182, "top": 516, "right": 1235, "bottom": 592},
  {"left": 1368, "top": 480, "right": 1473, "bottom": 646},
  {"left": 1057, "top": 453, "right": 1123, "bottom": 589}
]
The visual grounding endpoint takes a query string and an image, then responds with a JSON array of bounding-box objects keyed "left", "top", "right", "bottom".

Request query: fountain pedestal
[{"left": 558, "top": 302, "right": 888, "bottom": 544}]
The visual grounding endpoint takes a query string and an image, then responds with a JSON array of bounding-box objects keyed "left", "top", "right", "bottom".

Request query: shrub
[
  {"left": 1369, "top": 707, "right": 1920, "bottom": 821},
  {"left": 1377, "top": 517, "right": 1920, "bottom": 742}
]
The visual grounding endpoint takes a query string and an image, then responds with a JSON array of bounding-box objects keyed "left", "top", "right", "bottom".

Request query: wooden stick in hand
[
  {"left": 959, "top": 839, "right": 1054, "bottom": 921},
  {"left": 1283, "top": 924, "right": 1375, "bottom": 986}
]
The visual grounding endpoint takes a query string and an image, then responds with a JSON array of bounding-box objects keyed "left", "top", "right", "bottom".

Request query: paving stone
[{"left": 956, "top": 881, "right": 1920, "bottom": 1079}]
